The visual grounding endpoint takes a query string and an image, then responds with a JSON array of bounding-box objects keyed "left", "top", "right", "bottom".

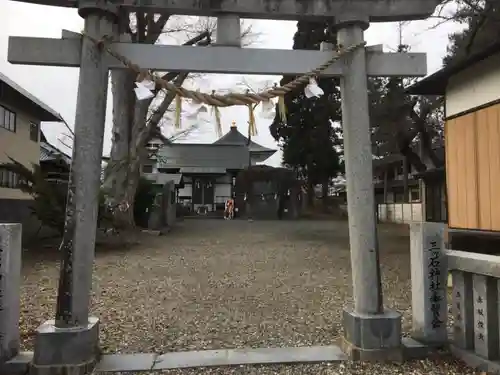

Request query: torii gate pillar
[
  {"left": 29, "top": 3, "right": 119, "bottom": 375},
  {"left": 336, "top": 18, "right": 402, "bottom": 360}
]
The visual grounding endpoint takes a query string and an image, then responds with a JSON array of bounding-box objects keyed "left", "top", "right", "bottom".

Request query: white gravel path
[{"left": 19, "top": 219, "right": 473, "bottom": 374}]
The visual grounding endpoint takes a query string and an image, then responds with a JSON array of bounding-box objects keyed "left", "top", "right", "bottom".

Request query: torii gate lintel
[{"left": 10, "top": 0, "right": 441, "bottom": 22}]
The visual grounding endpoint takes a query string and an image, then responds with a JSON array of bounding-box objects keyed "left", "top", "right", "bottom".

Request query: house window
[
  {"left": 0, "top": 105, "right": 16, "bottom": 132},
  {"left": 394, "top": 191, "right": 405, "bottom": 203},
  {"left": 0, "top": 168, "right": 20, "bottom": 189},
  {"left": 410, "top": 188, "right": 420, "bottom": 202},
  {"left": 385, "top": 192, "right": 395, "bottom": 203},
  {"left": 30, "top": 122, "right": 39, "bottom": 142},
  {"left": 142, "top": 164, "right": 153, "bottom": 173}
]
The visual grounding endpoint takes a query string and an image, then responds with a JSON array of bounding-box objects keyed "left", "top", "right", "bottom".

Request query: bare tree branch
[{"left": 147, "top": 14, "right": 170, "bottom": 43}]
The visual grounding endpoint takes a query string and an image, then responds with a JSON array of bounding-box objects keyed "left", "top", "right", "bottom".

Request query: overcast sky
[{"left": 0, "top": 2, "right": 459, "bottom": 167}]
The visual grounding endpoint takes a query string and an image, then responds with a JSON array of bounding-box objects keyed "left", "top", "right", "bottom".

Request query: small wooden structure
[
  {"left": 372, "top": 148, "right": 446, "bottom": 224},
  {"left": 234, "top": 165, "right": 302, "bottom": 220},
  {"left": 409, "top": 42, "right": 500, "bottom": 251},
  {"left": 414, "top": 166, "right": 447, "bottom": 223}
]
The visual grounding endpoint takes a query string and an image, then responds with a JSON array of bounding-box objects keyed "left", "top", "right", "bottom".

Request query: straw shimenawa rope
[{"left": 84, "top": 32, "right": 366, "bottom": 108}]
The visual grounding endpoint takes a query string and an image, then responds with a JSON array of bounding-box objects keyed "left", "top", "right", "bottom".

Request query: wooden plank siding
[{"left": 446, "top": 103, "right": 500, "bottom": 231}]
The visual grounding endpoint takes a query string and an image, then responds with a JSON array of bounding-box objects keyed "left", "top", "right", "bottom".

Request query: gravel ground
[
  {"left": 20, "top": 219, "right": 474, "bottom": 374},
  {"left": 134, "top": 358, "right": 477, "bottom": 374}
]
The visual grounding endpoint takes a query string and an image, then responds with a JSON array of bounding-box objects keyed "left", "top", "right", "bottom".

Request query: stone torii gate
[{"left": 7, "top": 0, "right": 440, "bottom": 373}]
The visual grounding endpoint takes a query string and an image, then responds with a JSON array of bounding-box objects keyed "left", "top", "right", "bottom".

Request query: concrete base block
[
  {"left": 0, "top": 351, "right": 33, "bottom": 375},
  {"left": 30, "top": 317, "right": 100, "bottom": 375},
  {"left": 402, "top": 337, "right": 441, "bottom": 360},
  {"left": 342, "top": 308, "right": 403, "bottom": 361}
]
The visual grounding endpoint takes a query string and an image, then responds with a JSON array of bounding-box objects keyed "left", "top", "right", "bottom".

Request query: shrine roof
[
  {"left": 40, "top": 131, "right": 71, "bottom": 164},
  {"left": 156, "top": 143, "right": 249, "bottom": 171},
  {"left": 214, "top": 125, "right": 276, "bottom": 155}
]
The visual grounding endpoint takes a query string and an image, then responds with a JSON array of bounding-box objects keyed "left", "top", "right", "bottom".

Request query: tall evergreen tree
[
  {"left": 270, "top": 22, "right": 342, "bottom": 207},
  {"left": 369, "top": 39, "right": 444, "bottom": 173},
  {"left": 443, "top": 0, "right": 500, "bottom": 65}
]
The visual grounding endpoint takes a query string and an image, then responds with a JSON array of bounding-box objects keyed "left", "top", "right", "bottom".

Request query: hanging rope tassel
[
  {"left": 278, "top": 95, "right": 287, "bottom": 123},
  {"left": 175, "top": 95, "right": 182, "bottom": 129},
  {"left": 213, "top": 106, "right": 222, "bottom": 137},
  {"left": 248, "top": 104, "right": 257, "bottom": 136}
]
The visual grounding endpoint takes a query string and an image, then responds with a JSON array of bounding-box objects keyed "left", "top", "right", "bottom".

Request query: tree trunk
[
  {"left": 117, "top": 74, "right": 187, "bottom": 225},
  {"left": 105, "top": 27, "right": 140, "bottom": 228},
  {"left": 106, "top": 72, "right": 188, "bottom": 229},
  {"left": 106, "top": 68, "right": 135, "bottom": 200},
  {"left": 403, "top": 156, "right": 409, "bottom": 203},
  {"left": 104, "top": 23, "right": 207, "bottom": 229},
  {"left": 307, "top": 180, "right": 314, "bottom": 208},
  {"left": 102, "top": 13, "right": 169, "bottom": 229},
  {"left": 419, "top": 127, "right": 443, "bottom": 168},
  {"left": 397, "top": 130, "right": 427, "bottom": 173},
  {"left": 123, "top": 100, "right": 151, "bottom": 223},
  {"left": 410, "top": 102, "right": 444, "bottom": 169},
  {"left": 383, "top": 168, "right": 388, "bottom": 203},
  {"left": 322, "top": 179, "right": 329, "bottom": 212},
  {"left": 105, "top": 71, "right": 152, "bottom": 228}
]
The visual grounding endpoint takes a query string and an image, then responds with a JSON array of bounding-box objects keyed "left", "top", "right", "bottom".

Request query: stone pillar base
[
  {"left": 342, "top": 308, "right": 403, "bottom": 361},
  {"left": 30, "top": 317, "right": 100, "bottom": 375}
]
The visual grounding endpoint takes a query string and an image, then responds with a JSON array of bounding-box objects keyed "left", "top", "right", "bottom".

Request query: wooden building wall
[{"left": 446, "top": 102, "right": 500, "bottom": 230}]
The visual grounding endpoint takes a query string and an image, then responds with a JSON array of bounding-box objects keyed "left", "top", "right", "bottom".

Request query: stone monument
[
  {"left": 410, "top": 222, "right": 448, "bottom": 345},
  {"left": 0, "top": 224, "right": 22, "bottom": 365},
  {"left": 163, "top": 180, "right": 176, "bottom": 228},
  {"left": 147, "top": 180, "right": 176, "bottom": 232}
]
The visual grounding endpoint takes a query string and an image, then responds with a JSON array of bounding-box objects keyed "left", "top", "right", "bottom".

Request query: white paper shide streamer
[
  {"left": 304, "top": 78, "right": 324, "bottom": 98},
  {"left": 260, "top": 99, "right": 276, "bottom": 119},
  {"left": 186, "top": 100, "right": 209, "bottom": 120},
  {"left": 134, "top": 78, "right": 156, "bottom": 100}
]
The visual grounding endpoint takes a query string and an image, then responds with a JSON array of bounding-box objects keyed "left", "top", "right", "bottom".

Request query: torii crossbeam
[
  {"left": 8, "top": 33, "right": 427, "bottom": 76},
  {"left": 4, "top": 1, "right": 441, "bottom": 374}
]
